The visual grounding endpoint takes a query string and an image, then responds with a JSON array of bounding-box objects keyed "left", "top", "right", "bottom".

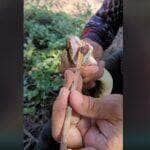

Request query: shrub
[{"left": 24, "top": 3, "right": 92, "bottom": 115}]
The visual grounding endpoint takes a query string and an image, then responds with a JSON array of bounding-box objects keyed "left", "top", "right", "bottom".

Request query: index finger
[{"left": 52, "top": 87, "right": 70, "bottom": 142}]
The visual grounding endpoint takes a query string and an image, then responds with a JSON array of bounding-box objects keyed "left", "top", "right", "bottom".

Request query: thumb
[{"left": 69, "top": 90, "right": 123, "bottom": 121}]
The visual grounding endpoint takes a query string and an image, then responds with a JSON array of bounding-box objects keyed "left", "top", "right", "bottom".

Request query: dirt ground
[
  {"left": 25, "top": 0, "right": 103, "bottom": 15},
  {"left": 48, "top": 0, "right": 103, "bottom": 15}
]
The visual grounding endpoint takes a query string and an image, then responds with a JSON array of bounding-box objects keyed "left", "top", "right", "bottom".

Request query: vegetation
[
  {"left": 24, "top": 2, "right": 92, "bottom": 116},
  {"left": 23, "top": 1, "right": 122, "bottom": 149}
]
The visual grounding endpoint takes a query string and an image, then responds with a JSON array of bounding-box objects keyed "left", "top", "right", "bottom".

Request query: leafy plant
[
  {"left": 24, "top": 2, "right": 92, "bottom": 115},
  {"left": 24, "top": 49, "right": 63, "bottom": 101}
]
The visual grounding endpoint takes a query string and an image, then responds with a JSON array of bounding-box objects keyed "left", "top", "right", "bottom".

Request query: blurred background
[{"left": 23, "top": 0, "right": 123, "bottom": 149}]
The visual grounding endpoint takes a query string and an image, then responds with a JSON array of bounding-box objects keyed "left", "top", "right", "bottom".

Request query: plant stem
[{"left": 60, "top": 50, "right": 83, "bottom": 150}]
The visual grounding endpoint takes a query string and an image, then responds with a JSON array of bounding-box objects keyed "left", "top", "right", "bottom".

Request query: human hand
[
  {"left": 79, "top": 38, "right": 104, "bottom": 88},
  {"left": 52, "top": 70, "right": 83, "bottom": 148},
  {"left": 60, "top": 38, "right": 103, "bottom": 73},
  {"left": 69, "top": 91, "right": 123, "bottom": 150},
  {"left": 68, "top": 60, "right": 105, "bottom": 89},
  {"left": 52, "top": 71, "right": 123, "bottom": 150}
]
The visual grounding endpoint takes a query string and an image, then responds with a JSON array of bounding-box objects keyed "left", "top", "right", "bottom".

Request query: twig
[
  {"left": 60, "top": 50, "right": 84, "bottom": 150},
  {"left": 24, "top": 138, "right": 32, "bottom": 150},
  {"left": 23, "top": 128, "right": 39, "bottom": 144}
]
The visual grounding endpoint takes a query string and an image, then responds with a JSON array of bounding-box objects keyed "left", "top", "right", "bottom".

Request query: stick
[
  {"left": 60, "top": 50, "right": 84, "bottom": 150},
  {"left": 23, "top": 129, "right": 38, "bottom": 143}
]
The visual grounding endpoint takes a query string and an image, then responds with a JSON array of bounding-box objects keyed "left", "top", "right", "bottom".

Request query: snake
[{"left": 66, "top": 36, "right": 113, "bottom": 97}]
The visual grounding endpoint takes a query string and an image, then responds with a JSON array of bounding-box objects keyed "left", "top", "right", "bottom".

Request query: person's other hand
[
  {"left": 60, "top": 38, "right": 103, "bottom": 72},
  {"left": 82, "top": 38, "right": 104, "bottom": 62},
  {"left": 61, "top": 56, "right": 105, "bottom": 89},
  {"left": 68, "top": 60, "right": 105, "bottom": 89},
  {"left": 60, "top": 38, "right": 104, "bottom": 89}
]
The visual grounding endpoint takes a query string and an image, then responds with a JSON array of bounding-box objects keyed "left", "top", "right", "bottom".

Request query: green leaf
[{"left": 23, "top": 107, "right": 36, "bottom": 116}]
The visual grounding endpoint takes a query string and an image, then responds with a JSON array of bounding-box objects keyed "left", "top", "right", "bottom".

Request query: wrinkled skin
[{"left": 52, "top": 70, "right": 123, "bottom": 150}]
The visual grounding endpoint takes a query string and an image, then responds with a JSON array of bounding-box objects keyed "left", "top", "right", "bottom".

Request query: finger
[
  {"left": 97, "top": 120, "right": 123, "bottom": 150},
  {"left": 77, "top": 118, "right": 91, "bottom": 137},
  {"left": 64, "top": 70, "right": 83, "bottom": 92},
  {"left": 84, "top": 127, "right": 107, "bottom": 150},
  {"left": 69, "top": 61, "right": 105, "bottom": 76},
  {"left": 81, "top": 64, "right": 104, "bottom": 83},
  {"left": 69, "top": 90, "right": 101, "bottom": 119},
  {"left": 52, "top": 87, "right": 70, "bottom": 141},
  {"left": 96, "top": 120, "right": 123, "bottom": 139},
  {"left": 69, "top": 91, "right": 123, "bottom": 121},
  {"left": 68, "top": 62, "right": 104, "bottom": 84},
  {"left": 64, "top": 70, "right": 75, "bottom": 89},
  {"left": 81, "top": 38, "right": 103, "bottom": 62},
  {"left": 80, "top": 65, "right": 99, "bottom": 78},
  {"left": 74, "top": 73, "right": 83, "bottom": 92},
  {"left": 97, "top": 94, "right": 123, "bottom": 121}
]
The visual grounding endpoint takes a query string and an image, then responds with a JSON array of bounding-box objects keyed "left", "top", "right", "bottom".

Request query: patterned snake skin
[{"left": 82, "top": 0, "right": 123, "bottom": 50}]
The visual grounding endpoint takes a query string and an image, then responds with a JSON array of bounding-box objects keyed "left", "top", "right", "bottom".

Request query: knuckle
[{"left": 84, "top": 96, "right": 101, "bottom": 118}]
